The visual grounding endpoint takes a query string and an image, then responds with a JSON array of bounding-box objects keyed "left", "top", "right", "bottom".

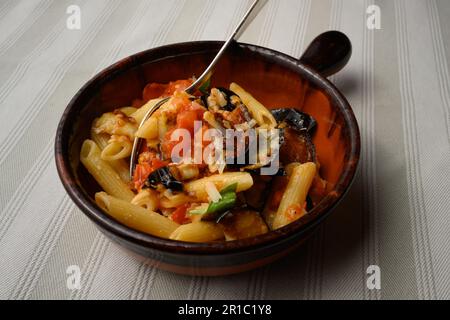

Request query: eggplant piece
[
  {"left": 271, "top": 108, "right": 317, "bottom": 133},
  {"left": 219, "top": 209, "right": 269, "bottom": 241},
  {"left": 145, "top": 167, "right": 183, "bottom": 192},
  {"left": 228, "top": 109, "right": 318, "bottom": 169},
  {"left": 243, "top": 174, "right": 276, "bottom": 210},
  {"left": 279, "top": 127, "right": 316, "bottom": 164},
  {"left": 271, "top": 108, "right": 317, "bottom": 165},
  {"left": 227, "top": 125, "right": 285, "bottom": 170}
]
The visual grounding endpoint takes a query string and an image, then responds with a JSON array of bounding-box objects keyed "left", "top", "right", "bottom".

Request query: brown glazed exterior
[{"left": 55, "top": 32, "right": 360, "bottom": 276}]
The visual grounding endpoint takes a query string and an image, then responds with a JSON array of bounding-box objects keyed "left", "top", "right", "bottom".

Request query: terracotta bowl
[{"left": 55, "top": 31, "right": 360, "bottom": 276}]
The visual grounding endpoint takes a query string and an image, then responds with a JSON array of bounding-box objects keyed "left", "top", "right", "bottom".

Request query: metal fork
[{"left": 130, "top": 0, "right": 265, "bottom": 177}]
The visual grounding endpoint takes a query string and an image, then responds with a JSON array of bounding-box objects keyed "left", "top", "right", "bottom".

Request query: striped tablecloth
[{"left": 0, "top": 0, "right": 449, "bottom": 300}]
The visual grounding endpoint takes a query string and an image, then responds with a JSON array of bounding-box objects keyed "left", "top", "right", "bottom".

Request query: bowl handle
[{"left": 299, "top": 31, "right": 352, "bottom": 78}]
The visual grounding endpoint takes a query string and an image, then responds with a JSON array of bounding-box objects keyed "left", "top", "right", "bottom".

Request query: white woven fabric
[{"left": 0, "top": 0, "right": 449, "bottom": 300}]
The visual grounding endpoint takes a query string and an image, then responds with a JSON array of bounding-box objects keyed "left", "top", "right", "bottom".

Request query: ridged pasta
[
  {"left": 90, "top": 130, "right": 130, "bottom": 182},
  {"left": 80, "top": 140, "right": 134, "bottom": 201},
  {"left": 184, "top": 172, "right": 253, "bottom": 202},
  {"left": 96, "top": 192, "right": 178, "bottom": 238},
  {"left": 93, "top": 112, "right": 137, "bottom": 140},
  {"left": 230, "top": 82, "right": 277, "bottom": 128},
  {"left": 135, "top": 116, "right": 159, "bottom": 140},
  {"left": 272, "top": 162, "right": 316, "bottom": 230},
  {"left": 169, "top": 222, "right": 224, "bottom": 242},
  {"left": 100, "top": 135, "right": 133, "bottom": 161},
  {"left": 131, "top": 189, "right": 159, "bottom": 211}
]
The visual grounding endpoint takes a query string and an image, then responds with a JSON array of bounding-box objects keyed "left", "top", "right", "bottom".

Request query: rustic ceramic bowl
[{"left": 55, "top": 31, "right": 360, "bottom": 276}]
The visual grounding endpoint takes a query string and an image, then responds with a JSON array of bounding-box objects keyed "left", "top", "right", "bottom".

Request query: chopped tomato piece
[
  {"left": 142, "top": 79, "right": 193, "bottom": 102},
  {"left": 171, "top": 90, "right": 192, "bottom": 110},
  {"left": 164, "top": 79, "right": 192, "bottom": 96},
  {"left": 285, "top": 203, "right": 305, "bottom": 221},
  {"left": 150, "top": 158, "right": 168, "bottom": 171},
  {"left": 133, "top": 162, "right": 152, "bottom": 191},
  {"left": 171, "top": 204, "right": 191, "bottom": 224},
  {"left": 177, "top": 110, "right": 200, "bottom": 133},
  {"left": 143, "top": 83, "right": 167, "bottom": 101},
  {"left": 133, "top": 153, "right": 169, "bottom": 191},
  {"left": 138, "top": 151, "right": 157, "bottom": 165},
  {"left": 161, "top": 128, "right": 179, "bottom": 160}
]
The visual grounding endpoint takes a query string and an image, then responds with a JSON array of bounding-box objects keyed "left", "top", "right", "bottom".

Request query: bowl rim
[{"left": 55, "top": 40, "right": 360, "bottom": 255}]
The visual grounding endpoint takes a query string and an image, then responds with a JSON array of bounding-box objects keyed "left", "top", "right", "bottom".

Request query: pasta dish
[{"left": 80, "top": 79, "right": 329, "bottom": 243}]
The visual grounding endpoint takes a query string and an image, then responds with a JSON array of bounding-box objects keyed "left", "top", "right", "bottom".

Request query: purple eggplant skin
[
  {"left": 271, "top": 108, "right": 317, "bottom": 133},
  {"left": 279, "top": 127, "right": 316, "bottom": 164},
  {"left": 271, "top": 108, "right": 317, "bottom": 165},
  {"left": 145, "top": 167, "right": 183, "bottom": 192},
  {"left": 216, "top": 87, "right": 240, "bottom": 112}
]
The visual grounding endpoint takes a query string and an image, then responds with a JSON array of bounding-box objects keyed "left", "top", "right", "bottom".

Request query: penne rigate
[
  {"left": 93, "top": 112, "right": 137, "bottom": 140},
  {"left": 80, "top": 140, "right": 135, "bottom": 202},
  {"left": 135, "top": 116, "right": 159, "bottom": 140},
  {"left": 184, "top": 172, "right": 253, "bottom": 202},
  {"left": 160, "top": 192, "right": 194, "bottom": 208},
  {"left": 131, "top": 189, "right": 159, "bottom": 211},
  {"left": 169, "top": 222, "right": 224, "bottom": 243},
  {"left": 100, "top": 135, "right": 133, "bottom": 161},
  {"left": 91, "top": 130, "right": 130, "bottom": 182},
  {"left": 96, "top": 192, "right": 179, "bottom": 238},
  {"left": 119, "top": 106, "right": 138, "bottom": 116},
  {"left": 272, "top": 162, "right": 316, "bottom": 230},
  {"left": 131, "top": 98, "right": 166, "bottom": 124},
  {"left": 157, "top": 113, "right": 168, "bottom": 140},
  {"left": 230, "top": 82, "right": 277, "bottom": 128}
]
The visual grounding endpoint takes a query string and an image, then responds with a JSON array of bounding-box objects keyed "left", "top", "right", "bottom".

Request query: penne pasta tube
[
  {"left": 119, "top": 106, "right": 138, "bottom": 116},
  {"left": 203, "top": 111, "right": 223, "bottom": 130},
  {"left": 157, "top": 113, "right": 168, "bottom": 140},
  {"left": 90, "top": 130, "right": 110, "bottom": 150},
  {"left": 93, "top": 112, "right": 137, "bottom": 140},
  {"left": 130, "top": 98, "right": 165, "bottom": 124},
  {"left": 95, "top": 192, "right": 179, "bottom": 238},
  {"left": 135, "top": 116, "right": 158, "bottom": 140},
  {"left": 176, "top": 164, "right": 200, "bottom": 181},
  {"left": 131, "top": 189, "right": 159, "bottom": 211},
  {"left": 100, "top": 136, "right": 132, "bottom": 161},
  {"left": 220, "top": 210, "right": 269, "bottom": 241},
  {"left": 169, "top": 222, "right": 224, "bottom": 243},
  {"left": 80, "top": 140, "right": 135, "bottom": 201},
  {"left": 230, "top": 82, "right": 277, "bottom": 128},
  {"left": 184, "top": 172, "right": 253, "bottom": 202},
  {"left": 160, "top": 192, "right": 195, "bottom": 208},
  {"left": 272, "top": 162, "right": 316, "bottom": 230},
  {"left": 261, "top": 175, "right": 289, "bottom": 229},
  {"left": 90, "top": 130, "right": 130, "bottom": 182}
]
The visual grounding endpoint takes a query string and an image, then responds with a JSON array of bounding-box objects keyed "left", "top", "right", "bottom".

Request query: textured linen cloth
[{"left": 0, "top": 0, "right": 449, "bottom": 300}]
